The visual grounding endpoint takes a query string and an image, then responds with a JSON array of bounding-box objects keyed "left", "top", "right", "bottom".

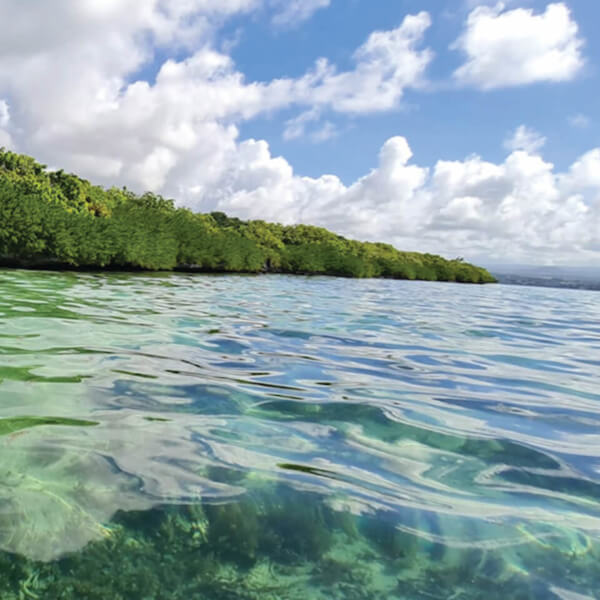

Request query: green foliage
[
  {"left": 0, "top": 148, "right": 496, "bottom": 283},
  {"left": 205, "top": 500, "right": 260, "bottom": 566}
]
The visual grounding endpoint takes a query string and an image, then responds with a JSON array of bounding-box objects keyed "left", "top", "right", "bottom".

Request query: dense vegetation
[{"left": 0, "top": 149, "right": 496, "bottom": 283}]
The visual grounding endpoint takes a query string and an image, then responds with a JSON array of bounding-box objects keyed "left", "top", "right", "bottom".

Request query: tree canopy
[{"left": 0, "top": 148, "right": 496, "bottom": 284}]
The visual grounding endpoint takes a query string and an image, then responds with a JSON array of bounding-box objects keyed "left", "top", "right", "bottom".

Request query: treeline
[{"left": 0, "top": 149, "right": 496, "bottom": 283}]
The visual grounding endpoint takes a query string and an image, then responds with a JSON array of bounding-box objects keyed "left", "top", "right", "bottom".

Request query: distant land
[
  {"left": 488, "top": 265, "right": 600, "bottom": 291},
  {"left": 0, "top": 149, "right": 495, "bottom": 284}
]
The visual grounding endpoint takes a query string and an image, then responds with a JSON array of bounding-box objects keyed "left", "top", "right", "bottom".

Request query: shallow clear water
[{"left": 0, "top": 269, "right": 599, "bottom": 599}]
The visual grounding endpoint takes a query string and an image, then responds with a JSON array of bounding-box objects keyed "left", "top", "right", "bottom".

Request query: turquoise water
[{"left": 0, "top": 269, "right": 599, "bottom": 599}]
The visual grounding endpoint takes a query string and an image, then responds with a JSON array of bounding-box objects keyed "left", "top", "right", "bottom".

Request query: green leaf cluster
[{"left": 0, "top": 149, "right": 496, "bottom": 283}]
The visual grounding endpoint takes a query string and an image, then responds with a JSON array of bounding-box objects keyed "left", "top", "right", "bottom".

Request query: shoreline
[{"left": 0, "top": 259, "right": 497, "bottom": 284}]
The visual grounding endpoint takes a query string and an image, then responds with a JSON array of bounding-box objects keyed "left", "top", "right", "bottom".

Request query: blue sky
[
  {"left": 233, "top": 0, "right": 598, "bottom": 183},
  {"left": 0, "top": 0, "right": 598, "bottom": 265}
]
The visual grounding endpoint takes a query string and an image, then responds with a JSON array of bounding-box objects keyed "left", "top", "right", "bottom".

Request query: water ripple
[{"left": 1, "top": 269, "right": 600, "bottom": 579}]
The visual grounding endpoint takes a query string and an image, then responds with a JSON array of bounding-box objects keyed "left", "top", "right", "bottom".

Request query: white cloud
[
  {"left": 129, "top": 147, "right": 178, "bottom": 191},
  {"left": 504, "top": 125, "right": 546, "bottom": 154},
  {"left": 0, "top": 2, "right": 598, "bottom": 265},
  {"left": 0, "top": 99, "right": 9, "bottom": 128},
  {"left": 311, "top": 121, "right": 338, "bottom": 142},
  {"left": 562, "top": 149, "right": 600, "bottom": 190},
  {"left": 283, "top": 109, "right": 321, "bottom": 140},
  {"left": 187, "top": 133, "right": 600, "bottom": 265},
  {"left": 453, "top": 2, "right": 584, "bottom": 89},
  {"left": 0, "top": 99, "right": 11, "bottom": 147},
  {"left": 568, "top": 113, "right": 591, "bottom": 129},
  {"left": 304, "top": 12, "right": 433, "bottom": 113},
  {"left": 283, "top": 109, "right": 338, "bottom": 143},
  {"left": 0, "top": 3, "right": 433, "bottom": 186},
  {"left": 0, "top": 131, "right": 12, "bottom": 148},
  {"left": 277, "top": 13, "right": 432, "bottom": 141},
  {"left": 270, "top": 0, "right": 330, "bottom": 27}
]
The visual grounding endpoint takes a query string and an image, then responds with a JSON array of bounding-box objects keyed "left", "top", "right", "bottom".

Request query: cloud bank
[
  {"left": 0, "top": 1, "right": 595, "bottom": 265},
  {"left": 202, "top": 135, "right": 600, "bottom": 265}
]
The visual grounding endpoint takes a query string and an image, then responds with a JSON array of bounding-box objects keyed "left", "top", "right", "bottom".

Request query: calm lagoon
[{"left": 0, "top": 269, "right": 599, "bottom": 598}]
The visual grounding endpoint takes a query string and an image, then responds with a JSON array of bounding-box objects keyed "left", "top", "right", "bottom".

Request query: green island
[{"left": 0, "top": 149, "right": 495, "bottom": 283}]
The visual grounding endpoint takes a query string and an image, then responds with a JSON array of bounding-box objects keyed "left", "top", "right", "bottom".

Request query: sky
[{"left": 0, "top": 0, "right": 598, "bottom": 266}]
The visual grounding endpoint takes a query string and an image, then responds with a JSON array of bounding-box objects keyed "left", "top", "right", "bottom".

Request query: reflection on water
[{"left": 0, "top": 269, "right": 599, "bottom": 598}]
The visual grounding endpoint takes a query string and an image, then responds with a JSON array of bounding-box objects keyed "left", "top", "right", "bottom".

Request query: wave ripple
[{"left": 1, "top": 270, "right": 599, "bottom": 596}]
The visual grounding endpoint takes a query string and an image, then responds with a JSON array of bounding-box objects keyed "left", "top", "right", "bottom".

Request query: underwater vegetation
[
  {"left": 1, "top": 270, "right": 599, "bottom": 598},
  {"left": 0, "top": 458, "right": 600, "bottom": 600},
  {"left": 0, "top": 482, "right": 597, "bottom": 600},
  {"left": 0, "top": 401, "right": 593, "bottom": 599}
]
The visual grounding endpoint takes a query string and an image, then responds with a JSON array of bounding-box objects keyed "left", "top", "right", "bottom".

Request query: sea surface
[{"left": 0, "top": 269, "right": 599, "bottom": 599}]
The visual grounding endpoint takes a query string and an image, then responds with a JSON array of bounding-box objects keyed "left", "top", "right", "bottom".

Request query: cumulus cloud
[
  {"left": 453, "top": 2, "right": 584, "bottom": 89},
  {"left": 0, "top": 1, "right": 598, "bottom": 264},
  {"left": 305, "top": 12, "right": 433, "bottom": 113},
  {"left": 0, "top": 2, "right": 432, "bottom": 189},
  {"left": 276, "top": 13, "right": 432, "bottom": 139},
  {"left": 188, "top": 133, "right": 600, "bottom": 265},
  {"left": 504, "top": 125, "right": 546, "bottom": 154},
  {"left": 563, "top": 149, "right": 600, "bottom": 190}
]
